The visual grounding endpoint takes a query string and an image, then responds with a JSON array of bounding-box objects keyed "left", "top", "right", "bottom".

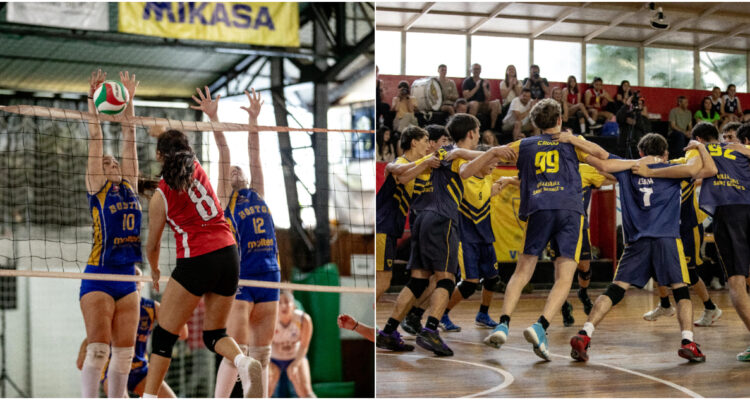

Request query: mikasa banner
[
  {"left": 119, "top": 2, "right": 299, "bottom": 47},
  {"left": 7, "top": 2, "right": 110, "bottom": 31}
]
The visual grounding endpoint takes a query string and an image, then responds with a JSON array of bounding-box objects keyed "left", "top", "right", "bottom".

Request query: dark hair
[
  {"left": 567, "top": 75, "right": 578, "bottom": 94},
  {"left": 727, "top": 84, "right": 736, "bottom": 91},
  {"left": 737, "top": 123, "right": 750, "bottom": 144},
  {"left": 425, "top": 124, "right": 450, "bottom": 142},
  {"left": 454, "top": 98, "right": 468, "bottom": 107},
  {"left": 530, "top": 64, "right": 539, "bottom": 71},
  {"left": 616, "top": 80, "right": 630, "bottom": 97},
  {"left": 699, "top": 96, "right": 718, "bottom": 119},
  {"left": 438, "top": 64, "right": 446, "bottom": 70},
  {"left": 376, "top": 126, "right": 395, "bottom": 157},
  {"left": 400, "top": 126, "right": 428, "bottom": 151},
  {"left": 157, "top": 130, "right": 195, "bottom": 192},
  {"left": 722, "top": 121, "right": 741, "bottom": 134},
  {"left": 446, "top": 113, "right": 480, "bottom": 143},
  {"left": 676, "top": 95, "right": 686, "bottom": 105},
  {"left": 521, "top": 87, "right": 532, "bottom": 94},
  {"left": 530, "top": 98, "right": 561, "bottom": 130},
  {"left": 692, "top": 122, "right": 719, "bottom": 141},
  {"left": 637, "top": 133, "right": 667, "bottom": 156},
  {"left": 137, "top": 177, "right": 159, "bottom": 199},
  {"left": 592, "top": 77, "right": 603, "bottom": 84}
]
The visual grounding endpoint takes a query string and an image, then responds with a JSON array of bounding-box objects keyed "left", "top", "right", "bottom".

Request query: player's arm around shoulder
[
  {"left": 457, "top": 145, "right": 517, "bottom": 180},
  {"left": 556, "top": 131, "right": 608, "bottom": 161},
  {"left": 390, "top": 154, "right": 440, "bottom": 185}
]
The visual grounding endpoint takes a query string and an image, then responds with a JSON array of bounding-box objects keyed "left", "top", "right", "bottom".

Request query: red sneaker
[
  {"left": 570, "top": 333, "right": 591, "bottom": 362},
  {"left": 678, "top": 341, "right": 706, "bottom": 362}
]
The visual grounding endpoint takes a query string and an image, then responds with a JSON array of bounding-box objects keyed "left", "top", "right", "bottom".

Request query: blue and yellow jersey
[
  {"left": 376, "top": 155, "right": 432, "bottom": 237},
  {"left": 133, "top": 297, "right": 156, "bottom": 368},
  {"left": 410, "top": 146, "right": 467, "bottom": 224},
  {"left": 670, "top": 150, "right": 707, "bottom": 229},
  {"left": 225, "top": 188, "right": 279, "bottom": 276},
  {"left": 699, "top": 143, "right": 750, "bottom": 216},
  {"left": 458, "top": 174, "right": 494, "bottom": 243},
  {"left": 611, "top": 155, "right": 683, "bottom": 243},
  {"left": 580, "top": 163, "right": 608, "bottom": 229},
  {"left": 512, "top": 134, "right": 588, "bottom": 221},
  {"left": 87, "top": 180, "right": 142, "bottom": 267}
]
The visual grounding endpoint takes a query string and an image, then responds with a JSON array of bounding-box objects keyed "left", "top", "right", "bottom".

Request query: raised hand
[
  {"left": 190, "top": 86, "right": 220, "bottom": 121},
  {"left": 119, "top": 71, "right": 139, "bottom": 102},
  {"left": 89, "top": 69, "right": 106, "bottom": 97},
  {"left": 240, "top": 88, "right": 264, "bottom": 121},
  {"left": 337, "top": 314, "right": 357, "bottom": 330}
]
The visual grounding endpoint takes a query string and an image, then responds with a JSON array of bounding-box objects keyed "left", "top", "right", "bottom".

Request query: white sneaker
[
  {"left": 710, "top": 277, "right": 723, "bottom": 290},
  {"left": 643, "top": 305, "right": 675, "bottom": 321},
  {"left": 236, "top": 355, "right": 263, "bottom": 398},
  {"left": 694, "top": 307, "right": 722, "bottom": 326}
]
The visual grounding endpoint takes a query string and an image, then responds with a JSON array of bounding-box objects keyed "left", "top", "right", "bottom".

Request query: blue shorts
[
  {"left": 271, "top": 358, "right": 294, "bottom": 372},
  {"left": 551, "top": 228, "right": 591, "bottom": 261},
  {"left": 407, "top": 210, "right": 459, "bottom": 274},
  {"left": 614, "top": 237, "right": 689, "bottom": 288},
  {"left": 680, "top": 224, "right": 703, "bottom": 269},
  {"left": 101, "top": 359, "right": 147, "bottom": 393},
  {"left": 458, "top": 242, "right": 498, "bottom": 281},
  {"left": 79, "top": 264, "right": 137, "bottom": 301},
  {"left": 524, "top": 210, "right": 584, "bottom": 262},
  {"left": 376, "top": 233, "right": 397, "bottom": 272},
  {"left": 236, "top": 270, "right": 281, "bottom": 304}
]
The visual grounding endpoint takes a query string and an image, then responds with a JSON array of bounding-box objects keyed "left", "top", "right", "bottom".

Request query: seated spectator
[
  {"left": 391, "top": 80, "right": 418, "bottom": 132},
  {"left": 584, "top": 77, "right": 616, "bottom": 122},
  {"left": 721, "top": 84, "right": 742, "bottom": 125},
  {"left": 710, "top": 86, "right": 723, "bottom": 116},
  {"left": 522, "top": 64, "right": 550, "bottom": 100},
  {"left": 562, "top": 75, "right": 597, "bottom": 134},
  {"left": 501, "top": 88, "right": 536, "bottom": 141},
  {"left": 499, "top": 65, "right": 522, "bottom": 116},
  {"left": 551, "top": 86, "right": 567, "bottom": 120},
  {"left": 437, "top": 64, "right": 459, "bottom": 115},
  {"left": 616, "top": 93, "right": 651, "bottom": 158},
  {"left": 376, "top": 126, "right": 396, "bottom": 162},
  {"left": 462, "top": 63, "right": 501, "bottom": 129},
  {"left": 667, "top": 96, "right": 693, "bottom": 159},
  {"left": 721, "top": 121, "right": 741, "bottom": 143},
  {"left": 694, "top": 96, "right": 721, "bottom": 128},
  {"left": 481, "top": 129, "right": 499, "bottom": 146},
  {"left": 614, "top": 80, "right": 632, "bottom": 110},
  {"left": 376, "top": 65, "right": 393, "bottom": 129},
  {"left": 454, "top": 98, "right": 468, "bottom": 114}
]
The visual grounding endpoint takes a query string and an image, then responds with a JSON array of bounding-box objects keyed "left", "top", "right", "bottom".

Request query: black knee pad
[
  {"left": 603, "top": 283, "right": 626, "bottom": 306},
  {"left": 435, "top": 278, "right": 455, "bottom": 294},
  {"left": 151, "top": 325, "right": 179, "bottom": 358},
  {"left": 457, "top": 280, "right": 477, "bottom": 299},
  {"left": 578, "top": 268, "right": 592, "bottom": 281},
  {"left": 203, "top": 328, "right": 228, "bottom": 353},
  {"left": 406, "top": 278, "right": 429, "bottom": 298},
  {"left": 688, "top": 268, "right": 700, "bottom": 286},
  {"left": 673, "top": 285, "right": 690, "bottom": 302},
  {"left": 482, "top": 275, "right": 500, "bottom": 291}
]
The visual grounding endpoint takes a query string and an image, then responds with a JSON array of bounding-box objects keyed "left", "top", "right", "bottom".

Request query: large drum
[{"left": 411, "top": 77, "right": 443, "bottom": 112}]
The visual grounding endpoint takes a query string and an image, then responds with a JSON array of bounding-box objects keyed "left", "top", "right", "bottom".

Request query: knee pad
[
  {"left": 84, "top": 342, "right": 110, "bottom": 370},
  {"left": 406, "top": 278, "right": 429, "bottom": 298},
  {"left": 203, "top": 328, "right": 228, "bottom": 354},
  {"left": 673, "top": 285, "right": 690, "bottom": 302},
  {"left": 436, "top": 278, "right": 455, "bottom": 294},
  {"left": 457, "top": 280, "right": 478, "bottom": 299},
  {"left": 247, "top": 345, "right": 271, "bottom": 368},
  {"left": 603, "top": 283, "right": 626, "bottom": 306},
  {"left": 482, "top": 276, "right": 500, "bottom": 291},
  {"left": 688, "top": 268, "right": 700, "bottom": 286},
  {"left": 151, "top": 325, "right": 179, "bottom": 358},
  {"left": 578, "top": 268, "right": 592, "bottom": 281},
  {"left": 238, "top": 343, "right": 250, "bottom": 357},
  {"left": 110, "top": 346, "right": 135, "bottom": 375}
]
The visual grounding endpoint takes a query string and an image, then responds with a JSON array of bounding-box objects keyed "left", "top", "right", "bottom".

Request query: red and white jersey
[
  {"left": 272, "top": 310, "right": 304, "bottom": 360},
  {"left": 156, "top": 160, "right": 235, "bottom": 258}
]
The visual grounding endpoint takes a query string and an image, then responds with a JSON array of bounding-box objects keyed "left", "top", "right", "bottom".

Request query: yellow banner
[
  {"left": 490, "top": 168, "right": 526, "bottom": 262},
  {"left": 119, "top": 2, "right": 299, "bottom": 47}
]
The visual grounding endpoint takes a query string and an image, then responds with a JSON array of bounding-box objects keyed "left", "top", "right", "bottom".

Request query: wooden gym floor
[{"left": 377, "top": 289, "right": 750, "bottom": 397}]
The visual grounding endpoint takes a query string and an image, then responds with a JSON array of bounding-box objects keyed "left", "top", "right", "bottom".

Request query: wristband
[{"left": 352, "top": 321, "right": 359, "bottom": 331}]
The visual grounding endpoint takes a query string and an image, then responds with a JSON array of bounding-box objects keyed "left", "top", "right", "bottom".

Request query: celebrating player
[{"left": 269, "top": 291, "right": 315, "bottom": 397}]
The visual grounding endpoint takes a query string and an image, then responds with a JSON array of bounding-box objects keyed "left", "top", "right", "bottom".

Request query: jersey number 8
[
  {"left": 188, "top": 179, "right": 219, "bottom": 221},
  {"left": 535, "top": 150, "right": 560, "bottom": 174}
]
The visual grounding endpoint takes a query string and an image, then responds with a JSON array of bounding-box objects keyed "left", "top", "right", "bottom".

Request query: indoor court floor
[{"left": 377, "top": 289, "right": 750, "bottom": 397}]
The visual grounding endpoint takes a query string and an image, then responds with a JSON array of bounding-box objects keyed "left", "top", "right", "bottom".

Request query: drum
[{"left": 411, "top": 77, "right": 443, "bottom": 112}]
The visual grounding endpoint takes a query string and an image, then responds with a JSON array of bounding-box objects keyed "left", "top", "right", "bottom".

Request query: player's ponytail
[{"left": 157, "top": 130, "right": 195, "bottom": 192}]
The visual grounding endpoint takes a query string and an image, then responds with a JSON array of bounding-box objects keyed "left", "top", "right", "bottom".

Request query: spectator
[
  {"left": 616, "top": 93, "right": 651, "bottom": 158},
  {"left": 585, "top": 77, "right": 616, "bottom": 122},
  {"left": 667, "top": 96, "right": 693, "bottom": 159},
  {"left": 709, "top": 86, "right": 723, "bottom": 116},
  {"left": 376, "top": 126, "right": 396, "bottom": 162},
  {"left": 551, "top": 87, "right": 567, "bottom": 120},
  {"left": 721, "top": 84, "right": 742, "bottom": 125},
  {"left": 562, "top": 75, "right": 598, "bottom": 134},
  {"left": 425, "top": 124, "right": 452, "bottom": 152},
  {"left": 376, "top": 65, "right": 392, "bottom": 129},
  {"left": 481, "top": 129, "right": 499, "bottom": 146},
  {"left": 694, "top": 96, "right": 721, "bottom": 128},
  {"left": 454, "top": 98, "right": 469, "bottom": 114},
  {"left": 721, "top": 121, "right": 741, "bottom": 143},
  {"left": 462, "top": 63, "right": 501, "bottom": 129},
  {"left": 499, "top": 65, "right": 522, "bottom": 115},
  {"left": 522, "top": 64, "right": 550, "bottom": 100},
  {"left": 501, "top": 88, "right": 536, "bottom": 141},
  {"left": 391, "top": 80, "right": 418, "bottom": 132},
  {"left": 437, "top": 64, "right": 459, "bottom": 115},
  {"left": 614, "top": 80, "right": 632, "bottom": 110}
]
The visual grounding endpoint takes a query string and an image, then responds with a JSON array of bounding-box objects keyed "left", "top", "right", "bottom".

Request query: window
[
  {"left": 375, "top": 30, "right": 401, "bottom": 75},
  {"left": 405, "top": 32, "right": 466, "bottom": 77},
  {"left": 585, "top": 44, "right": 637, "bottom": 85},
  {"left": 534, "top": 40, "right": 581, "bottom": 83},
  {"left": 471, "top": 36, "right": 528, "bottom": 80},
  {"left": 700, "top": 51, "right": 747, "bottom": 92},
  {"left": 644, "top": 48, "right": 693, "bottom": 89}
]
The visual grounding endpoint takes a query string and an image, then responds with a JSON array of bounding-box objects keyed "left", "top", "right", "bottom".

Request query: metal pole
[{"left": 313, "top": 12, "right": 331, "bottom": 268}]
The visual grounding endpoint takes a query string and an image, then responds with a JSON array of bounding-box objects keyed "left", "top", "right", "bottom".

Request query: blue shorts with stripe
[
  {"left": 458, "top": 242, "right": 498, "bottom": 281},
  {"left": 79, "top": 263, "right": 137, "bottom": 301},
  {"left": 127, "top": 363, "right": 148, "bottom": 392},
  {"left": 407, "top": 210, "right": 459, "bottom": 274},
  {"left": 680, "top": 224, "right": 703, "bottom": 269},
  {"left": 614, "top": 237, "right": 689, "bottom": 288},
  {"left": 524, "top": 210, "right": 584, "bottom": 263},
  {"left": 236, "top": 270, "right": 281, "bottom": 304},
  {"left": 551, "top": 228, "right": 591, "bottom": 261}
]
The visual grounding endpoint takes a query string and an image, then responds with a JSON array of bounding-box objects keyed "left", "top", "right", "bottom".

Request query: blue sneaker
[
  {"left": 524, "top": 322, "right": 551, "bottom": 361},
  {"left": 475, "top": 312, "right": 499, "bottom": 328},
  {"left": 439, "top": 314, "right": 461, "bottom": 332},
  {"left": 483, "top": 322, "right": 508, "bottom": 348}
]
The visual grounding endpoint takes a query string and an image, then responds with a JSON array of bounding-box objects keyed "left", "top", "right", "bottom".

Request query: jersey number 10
[
  {"left": 535, "top": 150, "right": 560, "bottom": 174},
  {"left": 122, "top": 214, "right": 136, "bottom": 231}
]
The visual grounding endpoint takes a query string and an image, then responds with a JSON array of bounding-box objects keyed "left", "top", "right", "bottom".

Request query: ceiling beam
[
  {"left": 531, "top": 3, "right": 587, "bottom": 38},
  {"left": 468, "top": 3, "right": 511, "bottom": 34},
  {"left": 584, "top": 7, "right": 642, "bottom": 42},
  {"left": 642, "top": 3, "right": 724, "bottom": 46},
  {"left": 403, "top": 2, "right": 436, "bottom": 31},
  {"left": 700, "top": 24, "right": 750, "bottom": 51}
]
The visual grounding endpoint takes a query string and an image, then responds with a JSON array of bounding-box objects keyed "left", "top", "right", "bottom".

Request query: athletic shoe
[
  {"left": 376, "top": 330, "right": 415, "bottom": 352},
  {"left": 523, "top": 322, "right": 551, "bottom": 361},
  {"left": 710, "top": 277, "right": 723, "bottom": 290},
  {"left": 737, "top": 346, "right": 750, "bottom": 361},
  {"left": 236, "top": 355, "right": 263, "bottom": 398},
  {"left": 589, "top": 123, "right": 603, "bottom": 130},
  {"left": 416, "top": 327, "right": 453, "bottom": 356},
  {"left": 562, "top": 301, "right": 575, "bottom": 327},
  {"left": 694, "top": 307, "right": 722, "bottom": 326},
  {"left": 578, "top": 288, "right": 593, "bottom": 315},
  {"left": 570, "top": 333, "right": 591, "bottom": 362},
  {"left": 475, "top": 312, "right": 499, "bottom": 328},
  {"left": 678, "top": 341, "right": 706, "bottom": 362},
  {"left": 439, "top": 314, "right": 461, "bottom": 332},
  {"left": 483, "top": 322, "right": 509, "bottom": 348},
  {"left": 400, "top": 312, "right": 422, "bottom": 335},
  {"left": 643, "top": 305, "right": 675, "bottom": 321}
]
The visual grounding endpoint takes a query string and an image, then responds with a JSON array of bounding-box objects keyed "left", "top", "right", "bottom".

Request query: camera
[
  {"left": 533, "top": 72, "right": 540, "bottom": 80},
  {"left": 399, "top": 86, "right": 409, "bottom": 97},
  {"left": 631, "top": 90, "right": 641, "bottom": 110}
]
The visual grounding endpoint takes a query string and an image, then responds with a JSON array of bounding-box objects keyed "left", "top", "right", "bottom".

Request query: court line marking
[
  {"left": 379, "top": 353, "right": 515, "bottom": 398},
  {"left": 448, "top": 338, "right": 703, "bottom": 398}
]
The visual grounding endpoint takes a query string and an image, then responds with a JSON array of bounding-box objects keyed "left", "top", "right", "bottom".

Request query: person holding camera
[
  {"left": 391, "top": 80, "right": 419, "bottom": 133},
  {"left": 522, "top": 64, "right": 550, "bottom": 100},
  {"left": 462, "top": 63, "right": 502, "bottom": 129},
  {"left": 616, "top": 91, "right": 651, "bottom": 158}
]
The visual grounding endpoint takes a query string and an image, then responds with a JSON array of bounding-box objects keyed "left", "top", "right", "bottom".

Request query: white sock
[
  {"left": 142, "top": 393, "right": 157, "bottom": 398},
  {"left": 582, "top": 322, "right": 595, "bottom": 337},
  {"left": 580, "top": 123, "right": 587, "bottom": 133},
  {"left": 247, "top": 346, "right": 272, "bottom": 398},
  {"left": 214, "top": 357, "right": 239, "bottom": 398},
  {"left": 682, "top": 330, "right": 694, "bottom": 342},
  {"left": 108, "top": 346, "right": 134, "bottom": 398},
  {"left": 81, "top": 343, "right": 109, "bottom": 398}
]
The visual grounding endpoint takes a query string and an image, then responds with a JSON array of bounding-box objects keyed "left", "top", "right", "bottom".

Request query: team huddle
[{"left": 376, "top": 97, "right": 750, "bottom": 363}]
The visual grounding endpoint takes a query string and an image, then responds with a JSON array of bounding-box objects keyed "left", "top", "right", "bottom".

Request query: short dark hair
[
  {"left": 692, "top": 122, "right": 719, "bottom": 141},
  {"left": 446, "top": 113, "right": 480, "bottom": 143},
  {"left": 425, "top": 124, "right": 450, "bottom": 142},
  {"left": 521, "top": 87, "right": 532, "bottom": 94},
  {"left": 736, "top": 123, "right": 750, "bottom": 144},
  {"left": 677, "top": 95, "right": 686, "bottom": 105},
  {"left": 400, "top": 126, "right": 428, "bottom": 151},
  {"left": 454, "top": 98, "right": 467, "bottom": 106},
  {"left": 530, "top": 64, "right": 539, "bottom": 70},
  {"left": 530, "top": 98, "right": 561, "bottom": 130},
  {"left": 637, "top": 133, "right": 667, "bottom": 156},
  {"left": 722, "top": 121, "right": 741, "bottom": 133},
  {"left": 398, "top": 80, "right": 409, "bottom": 89},
  {"left": 728, "top": 84, "right": 736, "bottom": 91},
  {"left": 438, "top": 64, "right": 446, "bottom": 70},
  {"left": 592, "top": 77, "right": 603, "bottom": 84}
]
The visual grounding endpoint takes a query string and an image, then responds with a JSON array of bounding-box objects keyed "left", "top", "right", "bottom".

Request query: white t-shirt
[
  {"left": 272, "top": 310, "right": 304, "bottom": 361},
  {"left": 503, "top": 97, "right": 533, "bottom": 124}
]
